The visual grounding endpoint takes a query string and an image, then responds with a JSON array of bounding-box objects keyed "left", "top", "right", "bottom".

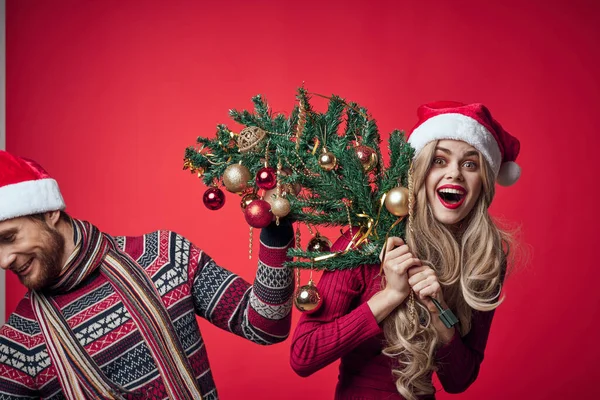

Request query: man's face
[{"left": 0, "top": 216, "right": 64, "bottom": 291}]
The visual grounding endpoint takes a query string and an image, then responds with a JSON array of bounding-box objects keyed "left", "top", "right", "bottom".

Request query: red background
[{"left": 5, "top": 1, "right": 600, "bottom": 399}]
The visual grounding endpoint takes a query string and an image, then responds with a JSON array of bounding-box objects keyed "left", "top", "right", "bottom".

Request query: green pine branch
[{"left": 183, "top": 86, "right": 413, "bottom": 271}]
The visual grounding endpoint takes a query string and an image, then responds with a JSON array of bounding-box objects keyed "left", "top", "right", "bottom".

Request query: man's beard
[{"left": 21, "top": 225, "right": 65, "bottom": 291}]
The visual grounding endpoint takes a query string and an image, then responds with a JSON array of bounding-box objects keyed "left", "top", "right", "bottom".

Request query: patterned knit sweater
[
  {"left": 290, "top": 229, "right": 498, "bottom": 399},
  {"left": 0, "top": 222, "right": 294, "bottom": 399}
]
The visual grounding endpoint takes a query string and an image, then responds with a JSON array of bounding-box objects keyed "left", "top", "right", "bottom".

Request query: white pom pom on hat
[
  {"left": 497, "top": 161, "right": 521, "bottom": 187},
  {"left": 406, "top": 101, "right": 521, "bottom": 186}
]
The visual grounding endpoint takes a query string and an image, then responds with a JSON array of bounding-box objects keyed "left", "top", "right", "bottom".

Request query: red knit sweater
[{"left": 290, "top": 230, "right": 498, "bottom": 400}]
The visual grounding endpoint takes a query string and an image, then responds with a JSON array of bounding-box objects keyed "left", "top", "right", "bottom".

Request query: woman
[{"left": 290, "top": 102, "right": 521, "bottom": 399}]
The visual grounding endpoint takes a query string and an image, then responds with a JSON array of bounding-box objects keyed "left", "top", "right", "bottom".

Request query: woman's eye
[
  {"left": 433, "top": 157, "right": 445, "bottom": 165},
  {"left": 463, "top": 160, "right": 477, "bottom": 169}
]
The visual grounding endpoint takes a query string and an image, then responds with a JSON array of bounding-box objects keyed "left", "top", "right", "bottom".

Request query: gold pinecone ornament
[{"left": 236, "top": 126, "right": 267, "bottom": 153}]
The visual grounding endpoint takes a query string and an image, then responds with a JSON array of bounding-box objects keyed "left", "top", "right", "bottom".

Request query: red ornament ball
[
  {"left": 355, "top": 145, "right": 378, "bottom": 172},
  {"left": 256, "top": 167, "right": 277, "bottom": 190},
  {"left": 244, "top": 199, "right": 273, "bottom": 228},
  {"left": 240, "top": 192, "right": 260, "bottom": 210},
  {"left": 203, "top": 187, "right": 225, "bottom": 210},
  {"left": 355, "top": 145, "right": 372, "bottom": 162}
]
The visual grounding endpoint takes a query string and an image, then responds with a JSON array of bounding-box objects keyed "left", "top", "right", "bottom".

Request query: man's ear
[{"left": 45, "top": 210, "right": 61, "bottom": 228}]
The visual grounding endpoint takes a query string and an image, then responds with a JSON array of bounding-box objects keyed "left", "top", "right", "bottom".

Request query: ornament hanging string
[{"left": 307, "top": 92, "right": 370, "bottom": 120}]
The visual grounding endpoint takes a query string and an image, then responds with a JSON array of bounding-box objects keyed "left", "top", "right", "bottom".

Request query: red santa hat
[
  {"left": 407, "top": 101, "right": 521, "bottom": 186},
  {"left": 0, "top": 151, "right": 65, "bottom": 222}
]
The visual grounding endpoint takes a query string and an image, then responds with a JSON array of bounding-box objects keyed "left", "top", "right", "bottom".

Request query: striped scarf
[{"left": 30, "top": 220, "right": 203, "bottom": 399}]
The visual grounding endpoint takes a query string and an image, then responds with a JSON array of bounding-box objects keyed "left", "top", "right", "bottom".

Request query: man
[{"left": 0, "top": 151, "right": 294, "bottom": 399}]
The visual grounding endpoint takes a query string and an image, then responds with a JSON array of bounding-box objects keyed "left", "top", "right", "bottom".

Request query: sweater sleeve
[
  {"left": 0, "top": 319, "right": 40, "bottom": 398},
  {"left": 290, "top": 234, "right": 382, "bottom": 377},
  {"left": 190, "top": 220, "right": 294, "bottom": 345},
  {"left": 435, "top": 262, "right": 506, "bottom": 393},
  {"left": 434, "top": 307, "right": 497, "bottom": 393}
]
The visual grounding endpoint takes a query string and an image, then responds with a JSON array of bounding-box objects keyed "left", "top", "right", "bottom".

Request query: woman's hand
[
  {"left": 407, "top": 264, "right": 444, "bottom": 313},
  {"left": 408, "top": 265, "right": 456, "bottom": 343},
  {"left": 380, "top": 237, "right": 420, "bottom": 303},
  {"left": 368, "top": 237, "right": 420, "bottom": 323}
]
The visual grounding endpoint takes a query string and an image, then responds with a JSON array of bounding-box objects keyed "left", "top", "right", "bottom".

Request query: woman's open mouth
[{"left": 437, "top": 185, "right": 466, "bottom": 209}]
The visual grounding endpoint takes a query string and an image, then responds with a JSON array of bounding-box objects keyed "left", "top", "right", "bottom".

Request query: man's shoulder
[
  {"left": 111, "top": 230, "right": 199, "bottom": 272},
  {"left": 1, "top": 295, "right": 39, "bottom": 337},
  {"left": 112, "top": 229, "right": 192, "bottom": 251}
]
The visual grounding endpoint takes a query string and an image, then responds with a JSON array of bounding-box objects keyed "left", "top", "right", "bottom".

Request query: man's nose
[{"left": 0, "top": 250, "right": 16, "bottom": 271}]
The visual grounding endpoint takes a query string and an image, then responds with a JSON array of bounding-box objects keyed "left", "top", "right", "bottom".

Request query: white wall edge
[{"left": 1, "top": 0, "right": 6, "bottom": 325}]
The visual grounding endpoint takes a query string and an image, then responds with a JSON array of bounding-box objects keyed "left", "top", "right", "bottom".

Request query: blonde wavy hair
[{"left": 382, "top": 140, "right": 511, "bottom": 399}]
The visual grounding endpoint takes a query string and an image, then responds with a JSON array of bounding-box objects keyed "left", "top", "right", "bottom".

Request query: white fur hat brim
[{"left": 0, "top": 178, "right": 65, "bottom": 222}]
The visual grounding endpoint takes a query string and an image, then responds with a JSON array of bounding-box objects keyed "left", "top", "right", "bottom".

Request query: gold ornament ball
[
  {"left": 318, "top": 149, "right": 337, "bottom": 171},
  {"left": 385, "top": 186, "right": 410, "bottom": 217},
  {"left": 263, "top": 188, "right": 277, "bottom": 205},
  {"left": 263, "top": 189, "right": 279, "bottom": 221},
  {"left": 223, "top": 164, "right": 251, "bottom": 193},
  {"left": 271, "top": 197, "right": 291, "bottom": 218},
  {"left": 306, "top": 235, "right": 332, "bottom": 253},
  {"left": 240, "top": 192, "right": 260, "bottom": 210},
  {"left": 294, "top": 280, "right": 322, "bottom": 314}
]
